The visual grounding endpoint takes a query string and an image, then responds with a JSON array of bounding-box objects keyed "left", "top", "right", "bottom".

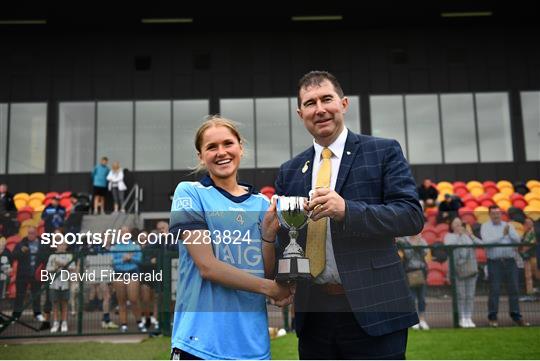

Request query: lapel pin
[
  {"left": 302, "top": 161, "right": 310, "bottom": 174},
  {"left": 346, "top": 151, "right": 351, "bottom": 155}
]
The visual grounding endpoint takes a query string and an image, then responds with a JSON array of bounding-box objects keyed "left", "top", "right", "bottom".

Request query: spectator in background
[
  {"left": 417, "top": 179, "right": 438, "bottom": 209},
  {"left": 42, "top": 196, "right": 66, "bottom": 233},
  {"left": 445, "top": 217, "right": 483, "bottom": 328},
  {"left": 397, "top": 234, "right": 430, "bottom": 330},
  {"left": 92, "top": 156, "right": 109, "bottom": 215},
  {"left": 11, "top": 226, "right": 50, "bottom": 322},
  {"left": 137, "top": 230, "right": 160, "bottom": 331},
  {"left": 0, "top": 236, "right": 12, "bottom": 300},
  {"left": 438, "top": 193, "right": 462, "bottom": 224},
  {"left": 46, "top": 237, "right": 75, "bottom": 333},
  {"left": 520, "top": 217, "right": 538, "bottom": 298},
  {"left": 480, "top": 206, "right": 528, "bottom": 327},
  {"left": 111, "top": 226, "right": 146, "bottom": 333},
  {"left": 0, "top": 184, "right": 16, "bottom": 237},
  {"left": 107, "top": 161, "right": 128, "bottom": 213}
]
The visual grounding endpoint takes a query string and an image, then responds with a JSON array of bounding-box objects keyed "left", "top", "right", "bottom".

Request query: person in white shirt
[
  {"left": 480, "top": 206, "right": 529, "bottom": 327},
  {"left": 107, "top": 161, "right": 128, "bottom": 213},
  {"left": 46, "top": 238, "right": 75, "bottom": 333}
]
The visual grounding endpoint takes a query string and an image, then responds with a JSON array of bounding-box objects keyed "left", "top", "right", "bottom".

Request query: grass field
[{"left": 1, "top": 328, "right": 539, "bottom": 359}]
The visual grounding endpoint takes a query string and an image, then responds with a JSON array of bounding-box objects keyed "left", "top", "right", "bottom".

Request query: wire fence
[{"left": 0, "top": 244, "right": 538, "bottom": 339}]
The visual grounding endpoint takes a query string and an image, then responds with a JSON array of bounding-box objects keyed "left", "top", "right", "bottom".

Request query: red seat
[
  {"left": 6, "top": 235, "right": 22, "bottom": 252},
  {"left": 454, "top": 187, "right": 469, "bottom": 198},
  {"left": 422, "top": 229, "right": 438, "bottom": 245},
  {"left": 45, "top": 192, "right": 60, "bottom": 199},
  {"left": 60, "top": 191, "right": 72, "bottom": 199},
  {"left": 510, "top": 193, "right": 528, "bottom": 209},
  {"left": 427, "top": 270, "right": 446, "bottom": 286},
  {"left": 476, "top": 248, "right": 487, "bottom": 263},
  {"left": 435, "top": 223, "right": 449, "bottom": 235},
  {"left": 260, "top": 186, "right": 276, "bottom": 199},
  {"left": 477, "top": 194, "right": 496, "bottom": 207},
  {"left": 16, "top": 207, "right": 34, "bottom": 223}
]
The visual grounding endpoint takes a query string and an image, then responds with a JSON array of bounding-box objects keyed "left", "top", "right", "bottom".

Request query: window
[
  {"left": 0, "top": 104, "right": 7, "bottom": 174},
  {"left": 475, "top": 93, "right": 512, "bottom": 162},
  {"left": 58, "top": 102, "right": 95, "bottom": 172},
  {"left": 521, "top": 91, "right": 540, "bottom": 161},
  {"left": 173, "top": 100, "right": 209, "bottom": 170},
  {"left": 135, "top": 101, "right": 171, "bottom": 171},
  {"left": 219, "top": 99, "right": 256, "bottom": 168},
  {"left": 405, "top": 95, "right": 442, "bottom": 164},
  {"left": 440, "top": 94, "right": 478, "bottom": 163},
  {"left": 96, "top": 102, "right": 134, "bottom": 170},
  {"left": 8, "top": 103, "right": 47, "bottom": 174},
  {"left": 370, "top": 95, "right": 407, "bottom": 157},
  {"left": 255, "top": 98, "right": 290, "bottom": 168}
]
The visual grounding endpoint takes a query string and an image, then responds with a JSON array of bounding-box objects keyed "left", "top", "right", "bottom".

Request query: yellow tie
[{"left": 306, "top": 147, "right": 332, "bottom": 278}]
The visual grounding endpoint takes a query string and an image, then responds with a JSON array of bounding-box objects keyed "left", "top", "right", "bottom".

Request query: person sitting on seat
[
  {"left": 438, "top": 194, "right": 462, "bottom": 224},
  {"left": 417, "top": 179, "right": 438, "bottom": 209}
]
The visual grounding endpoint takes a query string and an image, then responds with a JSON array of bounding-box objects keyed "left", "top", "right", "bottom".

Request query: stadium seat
[
  {"left": 427, "top": 270, "right": 446, "bottom": 286},
  {"left": 509, "top": 221, "right": 524, "bottom": 237},
  {"left": 459, "top": 208, "right": 477, "bottom": 226},
  {"left": 462, "top": 194, "right": 479, "bottom": 209},
  {"left": 5, "top": 235, "right": 22, "bottom": 252},
  {"left": 60, "top": 191, "right": 72, "bottom": 199},
  {"left": 483, "top": 181, "right": 499, "bottom": 197},
  {"left": 466, "top": 181, "right": 483, "bottom": 192},
  {"left": 29, "top": 192, "right": 45, "bottom": 201},
  {"left": 510, "top": 193, "right": 528, "bottom": 209},
  {"left": 524, "top": 205, "right": 540, "bottom": 221},
  {"left": 496, "top": 199, "right": 512, "bottom": 211},
  {"left": 525, "top": 192, "right": 540, "bottom": 204},
  {"left": 477, "top": 194, "right": 495, "bottom": 208},
  {"left": 493, "top": 192, "right": 510, "bottom": 202},
  {"left": 437, "top": 181, "right": 453, "bottom": 191},
  {"left": 475, "top": 248, "right": 487, "bottom": 264},
  {"left": 422, "top": 227, "right": 438, "bottom": 245},
  {"left": 526, "top": 180, "right": 540, "bottom": 191},
  {"left": 260, "top": 186, "right": 276, "bottom": 199},
  {"left": 474, "top": 206, "right": 490, "bottom": 224},
  {"left": 470, "top": 187, "right": 484, "bottom": 198},
  {"left": 435, "top": 222, "right": 449, "bottom": 235},
  {"left": 13, "top": 192, "right": 29, "bottom": 210},
  {"left": 16, "top": 206, "right": 33, "bottom": 223}
]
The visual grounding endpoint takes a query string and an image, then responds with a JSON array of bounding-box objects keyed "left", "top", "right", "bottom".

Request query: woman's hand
[
  {"left": 261, "top": 198, "right": 279, "bottom": 242},
  {"left": 266, "top": 281, "right": 294, "bottom": 307}
]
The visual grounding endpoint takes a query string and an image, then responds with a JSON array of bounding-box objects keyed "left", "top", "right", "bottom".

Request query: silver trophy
[{"left": 274, "top": 196, "right": 312, "bottom": 283}]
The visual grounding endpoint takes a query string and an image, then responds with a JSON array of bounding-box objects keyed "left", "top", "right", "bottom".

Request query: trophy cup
[{"left": 274, "top": 196, "right": 312, "bottom": 283}]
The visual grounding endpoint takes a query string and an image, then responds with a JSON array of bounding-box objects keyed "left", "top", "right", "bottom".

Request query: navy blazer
[{"left": 275, "top": 131, "right": 424, "bottom": 337}]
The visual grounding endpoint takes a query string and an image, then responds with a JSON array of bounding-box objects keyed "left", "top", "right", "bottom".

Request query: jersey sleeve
[{"left": 169, "top": 182, "right": 207, "bottom": 235}]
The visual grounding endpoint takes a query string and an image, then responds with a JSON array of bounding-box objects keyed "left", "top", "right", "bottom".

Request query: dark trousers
[
  {"left": 487, "top": 258, "right": 522, "bottom": 321},
  {"left": 298, "top": 288, "right": 408, "bottom": 360},
  {"left": 13, "top": 277, "right": 42, "bottom": 318}
]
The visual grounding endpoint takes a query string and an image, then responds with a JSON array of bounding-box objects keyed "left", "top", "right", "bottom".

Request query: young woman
[
  {"left": 444, "top": 217, "right": 483, "bottom": 328},
  {"left": 107, "top": 161, "right": 127, "bottom": 213},
  {"left": 169, "top": 116, "right": 291, "bottom": 360}
]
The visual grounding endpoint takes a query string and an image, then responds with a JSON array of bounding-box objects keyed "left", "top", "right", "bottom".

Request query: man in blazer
[{"left": 275, "top": 71, "right": 424, "bottom": 359}]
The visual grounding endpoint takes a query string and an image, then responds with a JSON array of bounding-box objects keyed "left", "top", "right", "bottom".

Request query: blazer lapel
[
  {"left": 302, "top": 147, "right": 315, "bottom": 196},
  {"left": 335, "top": 132, "right": 361, "bottom": 194}
]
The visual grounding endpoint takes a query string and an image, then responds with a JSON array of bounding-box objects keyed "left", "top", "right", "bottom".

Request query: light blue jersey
[{"left": 169, "top": 175, "right": 271, "bottom": 360}]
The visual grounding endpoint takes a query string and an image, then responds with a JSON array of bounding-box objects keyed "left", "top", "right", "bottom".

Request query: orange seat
[
  {"left": 524, "top": 205, "right": 540, "bottom": 221},
  {"left": 474, "top": 206, "right": 490, "bottom": 224}
]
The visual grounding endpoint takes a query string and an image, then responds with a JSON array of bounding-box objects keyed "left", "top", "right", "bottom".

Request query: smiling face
[
  {"left": 297, "top": 80, "right": 349, "bottom": 147},
  {"left": 198, "top": 125, "right": 243, "bottom": 183}
]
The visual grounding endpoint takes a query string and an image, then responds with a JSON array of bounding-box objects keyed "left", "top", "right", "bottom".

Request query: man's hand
[
  {"left": 268, "top": 281, "right": 294, "bottom": 307},
  {"left": 21, "top": 246, "right": 29, "bottom": 253},
  {"left": 305, "top": 188, "right": 346, "bottom": 222}
]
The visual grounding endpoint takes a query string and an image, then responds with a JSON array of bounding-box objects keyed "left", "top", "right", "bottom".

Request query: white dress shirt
[{"left": 311, "top": 127, "right": 348, "bottom": 284}]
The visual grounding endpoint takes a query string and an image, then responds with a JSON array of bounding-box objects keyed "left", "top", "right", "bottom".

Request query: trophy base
[{"left": 276, "top": 257, "right": 312, "bottom": 283}]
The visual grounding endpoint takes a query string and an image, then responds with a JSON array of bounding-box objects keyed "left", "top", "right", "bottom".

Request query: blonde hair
[{"left": 193, "top": 115, "right": 245, "bottom": 173}]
